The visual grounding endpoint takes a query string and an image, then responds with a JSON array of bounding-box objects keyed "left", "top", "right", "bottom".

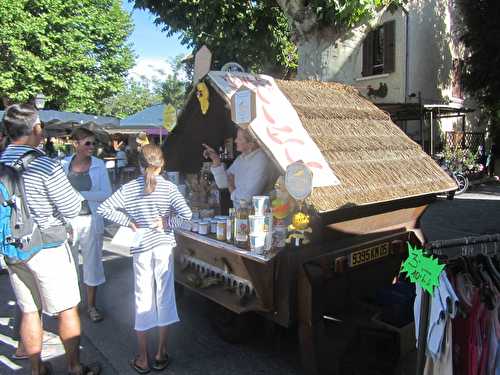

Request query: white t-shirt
[
  {"left": 211, "top": 148, "right": 279, "bottom": 207},
  {"left": 414, "top": 272, "right": 458, "bottom": 360}
]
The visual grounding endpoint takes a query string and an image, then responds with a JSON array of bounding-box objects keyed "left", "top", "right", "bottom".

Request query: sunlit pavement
[
  {"left": 0, "top": 289, "right": 114, "bottom": 375},
  {"left": 1, "top": 181, "right": 499, "bottom": 374}
]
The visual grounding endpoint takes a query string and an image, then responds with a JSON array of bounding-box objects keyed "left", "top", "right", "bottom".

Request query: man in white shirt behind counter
[{"left": 203, "top": 128, "right": 279, "bottom": 207}]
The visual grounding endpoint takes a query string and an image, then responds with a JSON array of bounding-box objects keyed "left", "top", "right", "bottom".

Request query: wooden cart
[{"left": 165, "top": 72, "right": 457, "bottom": 374}]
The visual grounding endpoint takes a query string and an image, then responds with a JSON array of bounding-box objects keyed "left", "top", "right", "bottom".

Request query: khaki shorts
[{"left": 8, "top": 242, "right": 81, "bottom": 315}]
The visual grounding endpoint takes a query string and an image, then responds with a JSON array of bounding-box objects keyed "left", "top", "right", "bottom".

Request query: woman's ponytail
[
  {"left": 144, "top": 165, "right": 157, "bottom": 194},
  {"left": 139, "top": 144, "right": 165, "bottom": 194}
]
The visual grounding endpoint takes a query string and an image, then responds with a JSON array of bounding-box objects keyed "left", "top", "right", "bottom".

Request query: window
[
  {"left": 452, "top": 59, "right": 464, "bottom": 99},
  {"left": 362, "top": 21, "right": 396, "bottom": 76}
]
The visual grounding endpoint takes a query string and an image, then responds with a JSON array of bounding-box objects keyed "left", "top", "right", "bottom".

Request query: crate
[{"left": 371, "top": 313, "right": 415, "bottom": 358}]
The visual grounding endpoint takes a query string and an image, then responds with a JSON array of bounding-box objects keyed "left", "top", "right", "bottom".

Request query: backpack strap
[{"left": 11, "top": 149, "right": 44, "bottom": 173}]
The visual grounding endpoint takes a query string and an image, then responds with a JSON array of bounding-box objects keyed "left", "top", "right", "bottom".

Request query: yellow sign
[
  {"left": 349, "top": 242, "right": 390, "bottom": 267},
  {"left": 163, "top": 104, "right": 176, "bottom": 131},
  {"left": 196, "top": 82, "right": 210, "bottom": 115}
]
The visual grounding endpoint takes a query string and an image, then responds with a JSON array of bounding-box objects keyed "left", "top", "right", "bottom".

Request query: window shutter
[
  {"left": 362, "top": 31, "right": 374, "bottom": 77},
  {"left": 383, "top": 21, "right": 396, "bottom": 73}
]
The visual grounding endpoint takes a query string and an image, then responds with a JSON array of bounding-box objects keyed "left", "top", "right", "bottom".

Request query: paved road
[{"left": 1, "top": 181, "right": 499, "bottom": 374}]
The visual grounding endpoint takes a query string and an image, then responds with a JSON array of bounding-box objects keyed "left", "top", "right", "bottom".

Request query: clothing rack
[{"left": 415, "top": 233, "right": 500, "bottom": 375}]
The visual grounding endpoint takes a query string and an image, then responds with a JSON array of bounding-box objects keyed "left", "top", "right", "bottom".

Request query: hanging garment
[
  {"left": 414, "top": 272, "right": 459, "bottom": 360},
  {"left": 424, "top": 318, "right": 453, "bottom": 375}
]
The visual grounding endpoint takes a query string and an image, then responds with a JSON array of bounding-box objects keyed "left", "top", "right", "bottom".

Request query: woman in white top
[
  {"left": 61, "top": 128, "right": 112, "bottom": 323},
  {"left": 97, "top": 144, "right": 192, "bottom": 373},
  {"left": 203, "top": 128, "right": 279, "bottom": 207}
]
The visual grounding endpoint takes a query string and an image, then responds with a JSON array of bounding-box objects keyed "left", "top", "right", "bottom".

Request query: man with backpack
[{"left": 0, "top": 104, "right": 100, "bottom": 375}]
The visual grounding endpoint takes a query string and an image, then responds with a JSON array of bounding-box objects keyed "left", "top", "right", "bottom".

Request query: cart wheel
[{"left": 209, "top": 303, "right": 259, "bottom": 344}]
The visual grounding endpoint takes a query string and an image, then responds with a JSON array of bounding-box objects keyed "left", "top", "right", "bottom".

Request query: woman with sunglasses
[{"left": 61, "top": 128, "right": 112, "bottom": 323}]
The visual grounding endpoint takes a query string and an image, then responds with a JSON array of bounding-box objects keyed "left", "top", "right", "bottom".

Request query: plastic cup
[
  {"left": 249, "top": 215, "right": 266, "bottom": 234},
  {"left": 252, "top": 196, "right": 270, "bottom": 216},
  {"left": 249, "top": 233, "right": 266, "bottom": 254}
]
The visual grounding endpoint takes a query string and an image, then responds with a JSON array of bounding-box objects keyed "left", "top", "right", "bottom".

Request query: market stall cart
[{"left": 164, "top": 72, "right": 457, "bottom": 374}]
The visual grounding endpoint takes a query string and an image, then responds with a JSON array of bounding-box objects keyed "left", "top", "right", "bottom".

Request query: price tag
[{"left": 401, "top": 243, "right": 445, "bottom": 296}]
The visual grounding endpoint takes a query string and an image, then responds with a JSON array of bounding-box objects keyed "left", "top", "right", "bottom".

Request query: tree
[
  {"left": 455, "top": 0, "right": 500, "bottom": 127},
  {"left": 101, "top": 78, "right": 163, "bottom": 119},
  {"left": 133, "top": 0, "right": 297, "bottom": 77},
  {"left": 133, "top": 0, "right": 403, "bottom": 77},
  {"left": 276, "top": 0, "right": 403, "bottom": 37},
  {"left": 0, "top": 0, "right": 134, "bottom": 113},
  {"left": 159, "top": 55, "right": 189, "bottom": 109},
  {"left": 102, "top": 56, "right": 189, "bottom": 118}
]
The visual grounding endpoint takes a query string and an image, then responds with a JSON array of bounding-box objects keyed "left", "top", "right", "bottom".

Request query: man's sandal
[
  {"left": 88, "top": 307, "right": 103, "bottom": 323},
  {"left": 130, "top": 357, "right": 150, "bottom": 374},
  {"left": 152, "top": 355, "right": 170, "bottom": 371}
]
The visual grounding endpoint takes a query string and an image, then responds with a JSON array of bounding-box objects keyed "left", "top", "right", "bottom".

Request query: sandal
[
  {"left": 11, "top": 352, "right": 29, "bottom": 360},
  {"left": 152, "top": 355, "right": 170, "bottom": 371},
  {"left": 69, "top": 362, "right": 101, "bottom": 375},
  {"left": 87, "top": 307, "right": 103, "bottom": 323},
  {"left": 130, "top": 357, "right": 150, "bottom": 374}
]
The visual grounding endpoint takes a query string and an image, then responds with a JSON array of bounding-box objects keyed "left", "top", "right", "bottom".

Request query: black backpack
[{"left": 0, "top": 150, "right": 48, "bottom": 264}]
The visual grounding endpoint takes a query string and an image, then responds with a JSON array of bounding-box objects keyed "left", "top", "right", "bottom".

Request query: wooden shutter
[
  {"left": 383, "top": 20, "right": 396, "bottom": 73},
  {"left": 362, "top": 31, "right": 374, "bottom": 77}
]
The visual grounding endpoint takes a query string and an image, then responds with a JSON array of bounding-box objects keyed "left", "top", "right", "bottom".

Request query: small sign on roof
[{"left": 230, "top": 86, "right": 256, "bottom": 128}]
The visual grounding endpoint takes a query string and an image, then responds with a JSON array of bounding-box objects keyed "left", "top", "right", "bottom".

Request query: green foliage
[
  {"left": 102, "top": 56, "right": 188, "bottom": 118},
  {"left": 101, "top": 78, "right": 162, "bottom": 119},
  {"left": 159, "top": 55, "right": 189, "bottom": 109},
  {"left": 133, "top": 0, "right": 404, "bottom": 76},
  {"left": 133, "top": 0, "right": 296, "bottom": 76},
  {"left": 456, "top": 0, "right": 500, "bottom": 115},
  {"left": 0, "top": 0, "right": 134, "bottom": 113},
  {"left": 442, "top": 145, "right": 481, "bottom": 174},
  {"left": 308, "top": 0, "right": 401, "bottom": 29}
]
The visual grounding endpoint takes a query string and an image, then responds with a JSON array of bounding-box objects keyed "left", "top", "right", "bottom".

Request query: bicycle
[{"left": 433, "top": 154, "right": 469, "bottom": 196}]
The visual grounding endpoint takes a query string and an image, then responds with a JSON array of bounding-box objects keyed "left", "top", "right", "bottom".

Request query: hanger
[
  {"left": 464, "top": 256, "right": 484, "bottom": 287},
  {"left": 478, "top": 254, "right": 500, "bottom": 291}
]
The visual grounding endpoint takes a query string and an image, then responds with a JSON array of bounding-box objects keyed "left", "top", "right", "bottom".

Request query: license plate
[{"left": 349, "top": 242, "right": 390, "bottom": 267}]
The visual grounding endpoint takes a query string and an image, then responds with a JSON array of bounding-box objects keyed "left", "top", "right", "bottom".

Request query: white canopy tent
[{"left": 113, "top": 104, "right": 168, "bottom": 138}]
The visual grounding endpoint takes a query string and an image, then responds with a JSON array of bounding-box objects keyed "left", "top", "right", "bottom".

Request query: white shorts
[
  {"left": 70, "top": 215, "right": 106, "bottom": 287},
  {"left": 133, "top": 246, "right": 179, "bottom": 331},
  {"left": 8, "top": 242, "right": 81, "bottom": 315}
]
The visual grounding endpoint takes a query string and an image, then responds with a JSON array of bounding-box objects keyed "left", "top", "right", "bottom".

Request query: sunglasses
[{"left": 83, "top": 141, "right": 97, "bottom": 146}]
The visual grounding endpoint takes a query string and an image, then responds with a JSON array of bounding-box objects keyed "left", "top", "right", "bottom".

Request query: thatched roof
[{"left": 274, "top": 79, "right": 456, "bottom": 213}]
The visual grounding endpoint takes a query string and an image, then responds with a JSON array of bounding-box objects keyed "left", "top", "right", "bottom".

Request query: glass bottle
[
  {"left": 227, "top": 208, "right": 236, "bottom": 243},
  {"left": 234, "top": 199, "right": 249, "bottom": 249}
]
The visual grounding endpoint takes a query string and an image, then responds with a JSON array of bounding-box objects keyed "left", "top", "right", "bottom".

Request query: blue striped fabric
[
  {"left": 0, "top": 145, "right": 83, "bottom": 230},
  {"left": 97, "top": 175, "right": 192, "bottom": 254}
]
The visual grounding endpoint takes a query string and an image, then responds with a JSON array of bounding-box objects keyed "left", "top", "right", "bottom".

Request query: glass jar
[
  {"left": 210, "top": 218, "right": 218, "bottom": 234},
  {"left": 235, "top": 199, "right": 249, "bottom": 248},
  {"left": 191, "top": 219, "right": 199, "bottom": 233},
  {"left": 198, "top": 220, "right": 209, "bottom": 235},
  {"left": 216, "top": 219, "right": 226, "bottom": 241}
]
